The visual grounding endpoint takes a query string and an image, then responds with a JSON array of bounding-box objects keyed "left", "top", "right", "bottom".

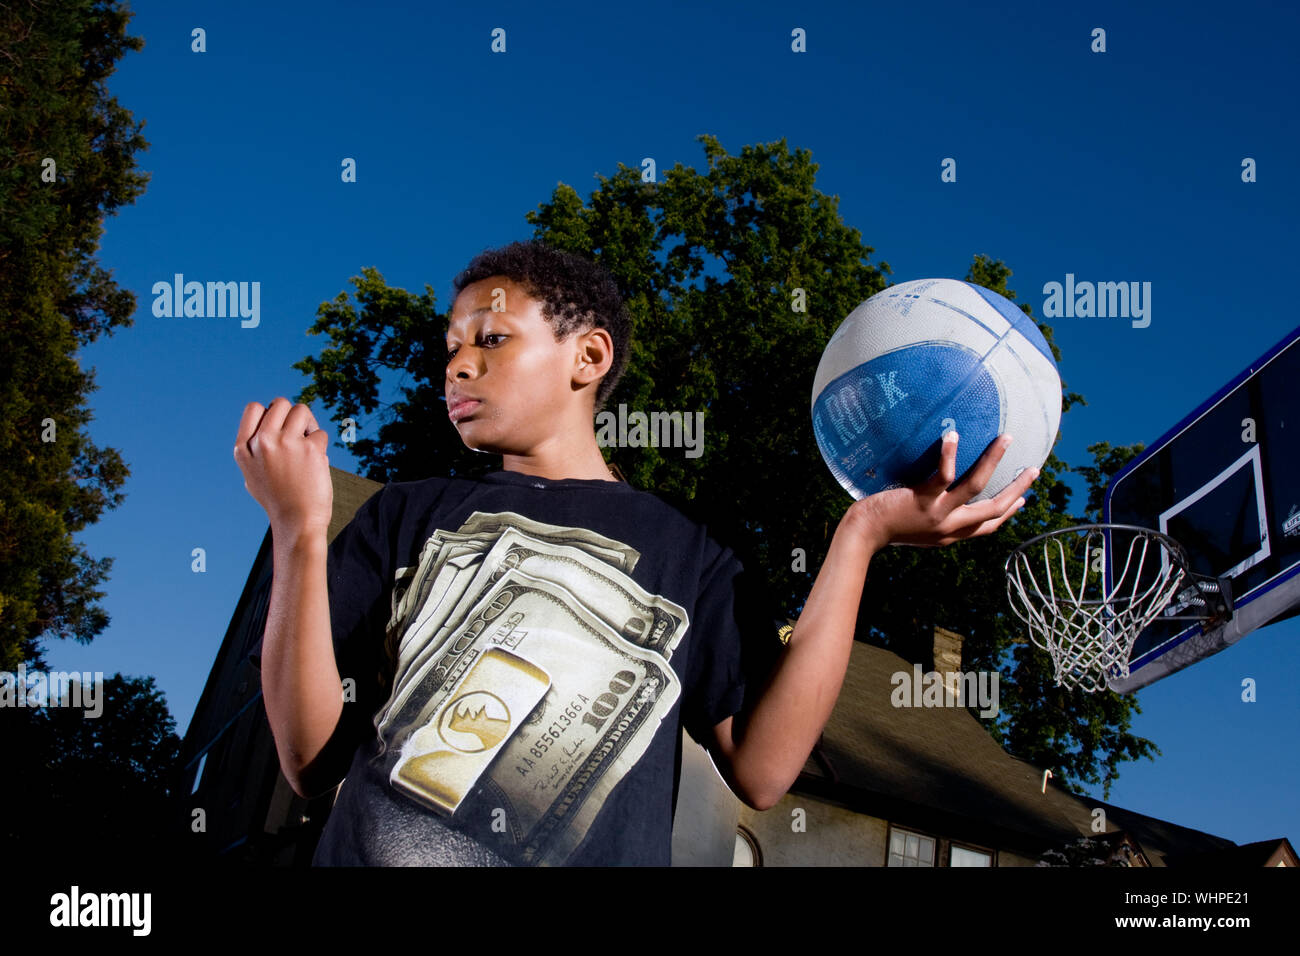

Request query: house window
[
  {"left": 950, "top": 844, "right": 993, "bottom": 867},
  {"left": 887, "top": 827, "right": 935, "bottom": 866},
  {"left": 733, "top": 825, "right": 762, "bottom": 866}
]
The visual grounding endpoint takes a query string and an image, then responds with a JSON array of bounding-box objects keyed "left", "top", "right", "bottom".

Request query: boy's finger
[
  {"left": 920, "top": 431, "right": 960, "bottom": 494},
  {"left": 234, "top": 401, "right": 268, "bottom": 455},
  {"left": 983, "top": 465, "right": 1039, "bottom": 516},
  {"left": 306, "top": 428, "right": 331, "bottom": 455},
  {"left": 961, "top": 511, "right": 1015, "bottom": 540},
  {"left": 979, "top": 499, "right": 1027, "bottom": 537},
  {"left": 940, "top": 431, "right": 958, "bottom": 485},
  {"left": 944, "top": 462, "right": 1033, "bottom": 528},
  {"left": 284, "top": 401, "right": 320, "bottom": 437},
  {"left": 946, "top": 491, "right": 1027, "bottom": 541},
  {"left": 946, "top": 494, "right": 1011, "bottom": 528},
  {"left": 260, "top": 397, "right": 291, "bottom": 434},
  {"left": 943, "top": 433, "right": 1012, "bottom": 510}
]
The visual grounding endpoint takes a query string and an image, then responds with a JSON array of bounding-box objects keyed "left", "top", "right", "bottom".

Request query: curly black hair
[{"left": 449, "top": 240, "right": 633, "bottom": 412}]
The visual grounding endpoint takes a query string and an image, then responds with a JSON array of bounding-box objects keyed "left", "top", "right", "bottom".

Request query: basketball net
[{"left": 1005, "top": 525, "right": 1192, "bottom": 692}]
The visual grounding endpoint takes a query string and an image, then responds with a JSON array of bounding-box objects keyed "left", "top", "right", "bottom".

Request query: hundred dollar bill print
[
  {"left": 365, "top": 511, "right": 688, "bottom": 866},
  {"left": 382, "top": 513, "right": 642, "bottom": 689}
]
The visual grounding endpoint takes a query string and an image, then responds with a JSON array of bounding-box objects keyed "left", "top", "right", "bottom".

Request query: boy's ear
[{"left": 573, "top": 326, "right": 613, "bottom": 386}]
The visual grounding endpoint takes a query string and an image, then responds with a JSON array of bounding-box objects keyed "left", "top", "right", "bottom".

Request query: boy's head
[{"left": 445, "top": 241, "right": 632, "bottom": 458}]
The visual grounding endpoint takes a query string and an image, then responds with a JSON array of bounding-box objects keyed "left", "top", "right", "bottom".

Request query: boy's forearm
[
  {"left": 259, "top": 528, "right": 345, "bottom": 796},
  {"left": 730, "top": 503, "right": 883, "bottom": 808}
]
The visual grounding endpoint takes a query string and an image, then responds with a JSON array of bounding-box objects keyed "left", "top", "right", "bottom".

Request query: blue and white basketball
[{"left": 811, "top": 278, "right": 1061, "bottom": 502}]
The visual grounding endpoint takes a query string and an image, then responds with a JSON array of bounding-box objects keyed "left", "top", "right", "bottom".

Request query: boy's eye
[{"left": 445, "top": 333, "right": 505, "bottom": 362}]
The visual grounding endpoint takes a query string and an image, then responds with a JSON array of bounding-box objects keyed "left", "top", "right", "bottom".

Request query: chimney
[{"left": 932, "top": 626, "right": 964, "bottom": 700}]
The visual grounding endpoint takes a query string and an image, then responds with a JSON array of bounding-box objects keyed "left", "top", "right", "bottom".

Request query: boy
[{"left": 234, "top": 241, "right": 1037, "bottom": 865}]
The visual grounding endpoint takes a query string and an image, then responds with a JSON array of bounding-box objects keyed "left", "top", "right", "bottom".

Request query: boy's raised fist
[{"left": 233, "top": 397, "right": 334, "bottom": 537}]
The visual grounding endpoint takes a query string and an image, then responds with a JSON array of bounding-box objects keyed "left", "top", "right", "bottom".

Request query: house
[{"left": 731, "top": 626, "right": 1294, "bottom": 867}]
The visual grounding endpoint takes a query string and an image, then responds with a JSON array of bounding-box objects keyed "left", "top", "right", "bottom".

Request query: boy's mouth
[{"left": 448, "top": 397, "right": 482, "bottom": 422}]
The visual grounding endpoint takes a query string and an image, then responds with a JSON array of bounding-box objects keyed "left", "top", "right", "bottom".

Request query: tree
[
  {"left": 0, "top": 673, "right": 183, "bottom": 858},
  {"left": 1036, "top": 834, "right": 1142, "bottom": 867},
  {"left": 294, "top": 134, "right": 1158, "bottom": 797},
  {"left": 0, "top": 0, "right": 147, "bottom": 670}
]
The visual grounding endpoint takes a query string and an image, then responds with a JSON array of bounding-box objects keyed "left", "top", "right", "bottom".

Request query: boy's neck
[{"left": 500, "top": 445, "right": 619, "bottom": 482}]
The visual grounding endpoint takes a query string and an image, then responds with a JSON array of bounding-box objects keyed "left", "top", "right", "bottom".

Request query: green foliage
[
  {"left": 293, "top": 268, "right": 461, "bottom": 483},
  {"left": 0, "top": 0, "right": 147, "bottom": 669},
  {"left": 295, "top": 133, "right": 1162, "bottom": 797},
  {"left": 1036, "top": 835, "right": 1138, "bottom": 867},
  {"left": 1073, "top": 440, "right": 1145, "bottom": 520}
]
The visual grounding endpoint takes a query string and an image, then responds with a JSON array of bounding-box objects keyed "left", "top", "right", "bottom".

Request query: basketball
[{"left": 811, "top": 278, "right": 1062, "bottom": 501}]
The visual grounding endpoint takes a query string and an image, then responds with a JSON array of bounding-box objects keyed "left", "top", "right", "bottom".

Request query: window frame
[
  {"left": 734, "top": 824, "right": 763, "bottom": 867},
  {"left": 949, "top": 841, "right": 996, "bottom": 867},
  {"left": 885, "top": 824, "right": 937, "bottom": 867}
]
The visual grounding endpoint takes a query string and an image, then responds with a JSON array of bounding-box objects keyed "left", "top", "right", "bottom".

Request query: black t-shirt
[{"left": 250, "top": 469, "right": 779, "bottom": 866}]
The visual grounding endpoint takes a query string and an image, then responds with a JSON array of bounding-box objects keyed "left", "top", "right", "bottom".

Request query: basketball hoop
[{"left": 1005, "top": 524, "right": 1231, "bottom": 692}]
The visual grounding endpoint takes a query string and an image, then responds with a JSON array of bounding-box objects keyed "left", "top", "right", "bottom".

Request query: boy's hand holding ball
[{"left": 849, "top": 431, "right": 1039, "bottom": 551}]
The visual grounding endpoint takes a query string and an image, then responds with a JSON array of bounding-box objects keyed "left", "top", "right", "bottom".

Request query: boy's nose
[{"left": 447, "top": 350, "right": 478, "bottom": 380}]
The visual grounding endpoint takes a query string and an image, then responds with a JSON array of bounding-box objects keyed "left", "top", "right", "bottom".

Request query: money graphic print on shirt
[{"left": 367, "top": 511, "right": 690, "bottom": 866}]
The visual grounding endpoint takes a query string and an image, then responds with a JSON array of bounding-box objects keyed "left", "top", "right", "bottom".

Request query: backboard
[{"left": 1103, "top": 322, "right": 1300, "bottom": 692}]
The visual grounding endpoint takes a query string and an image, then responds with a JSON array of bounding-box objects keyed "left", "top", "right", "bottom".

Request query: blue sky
[{"left": 39, "top": 0, "right": 1299, "bottom": 850}]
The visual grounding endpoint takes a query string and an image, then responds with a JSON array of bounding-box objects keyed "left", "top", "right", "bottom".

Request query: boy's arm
[
  {"left": 260, "top": 529, "right": 352, "bottom": 798},
  {"left": 706, "top": 432, "right": 1038, "bottom": 811},
  {"left": 234, "top": 398, "right": 351, "bottom": 798}
]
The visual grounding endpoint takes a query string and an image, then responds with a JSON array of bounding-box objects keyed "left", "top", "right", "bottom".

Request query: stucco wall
[{"left": 739, "top": 792, "right": 890, "bottom": 866}]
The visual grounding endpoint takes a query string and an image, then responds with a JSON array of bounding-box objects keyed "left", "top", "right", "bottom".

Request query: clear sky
[{"left": 40, "top": 0, "right": 1300, "bottom": 851}]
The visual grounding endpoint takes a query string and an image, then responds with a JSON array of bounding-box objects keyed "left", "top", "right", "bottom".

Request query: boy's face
[{"left": 445, "top": 276, "right": 595, "bottom": 455}]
